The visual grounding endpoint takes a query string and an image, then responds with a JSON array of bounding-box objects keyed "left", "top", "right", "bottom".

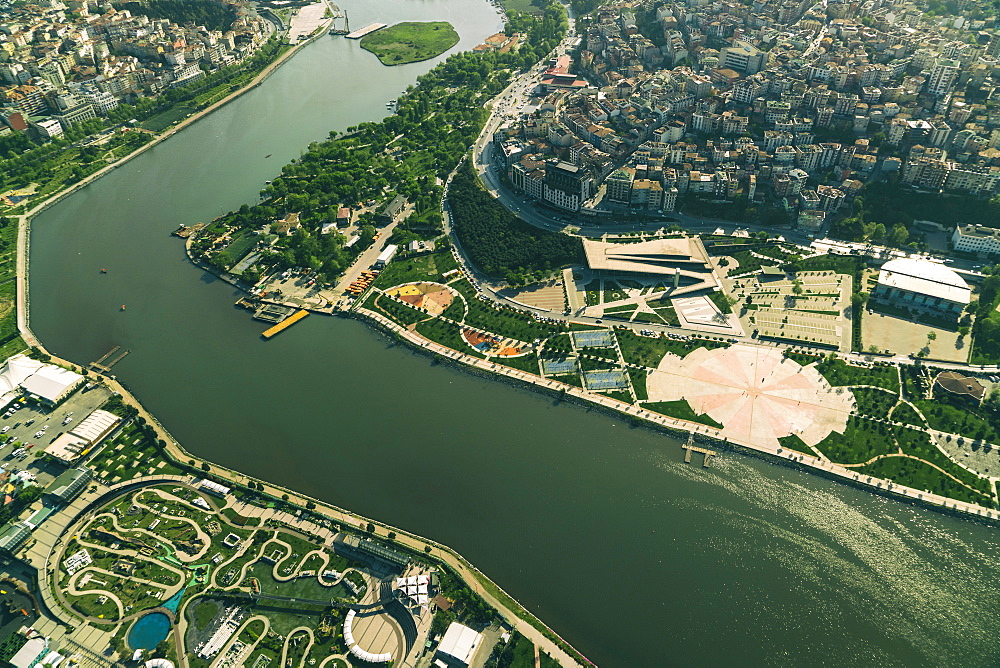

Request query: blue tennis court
[
  {"left": 572, "top": 330, "right": 615, "bottom": 348},
  {"left": 583, "top": 369, "right": 629, "bottom": 390},
  {"left": 541, "top": 358, "right": 577, "bottom": 375}
]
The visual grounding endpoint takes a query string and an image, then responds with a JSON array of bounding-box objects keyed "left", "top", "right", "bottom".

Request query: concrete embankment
[{"left": 350, "top": 306, "right": 1000, "bottom": 526}]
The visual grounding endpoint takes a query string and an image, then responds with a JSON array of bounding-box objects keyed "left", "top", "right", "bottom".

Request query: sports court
[
  {"left": 541, "top": 357, "right": 577, "bottom": 375},
  {"left": 572, "top": 330, "right": 615, "bottom": 348},
  {"left": 583, "top": 369, "right": 629, "bottom": 391}
]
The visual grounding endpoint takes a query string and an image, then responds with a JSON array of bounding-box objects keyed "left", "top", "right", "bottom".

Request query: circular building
[{"left": 871, "top": 258, "right": 970, "bottom": 320}]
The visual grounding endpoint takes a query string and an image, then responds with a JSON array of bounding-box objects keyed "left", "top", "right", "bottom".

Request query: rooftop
[{"left": 876, "top": 258, "right": 971, "bottom": 305}]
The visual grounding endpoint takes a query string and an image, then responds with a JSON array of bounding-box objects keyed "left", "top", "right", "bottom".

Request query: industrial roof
[
  {"left": 70, "top": 409, "right": 120, "bottom": 444},
  {"left": 876, "top": 258, "right": 970, "bottom": 305}
]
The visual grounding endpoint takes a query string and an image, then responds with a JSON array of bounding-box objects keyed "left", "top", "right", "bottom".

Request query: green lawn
[
  {"left": 890, "top": 401, "right": 925, "bottom": 427},
  {"left": 627, "top": 367, "right": 647, "bottom": 401},
  {"left": 813, "top": 416, "right": 897, "bottom": 465},
  {"left": 852, "top": 387, "right": 898, "bottom": 418},
  {"left": 360, "top": 22, "right": 460, "bottom": 66},
  {"left": 616, "top": 329, "right": 726, "bottom": 368},
  {"left": 777, "top": 434, "right": 813, "bottom": 454},
  {"left": 858, "top": 456, "right": 993, "bottom": 506},
  {"left": 815, "top": 357, "right": 899, "bottom": 392},
  {"left": 913, "top": 399, "right": 999, "bottom": 442},
  {"left": 372, "top": 250, "right": 457, "bottom": 289}
]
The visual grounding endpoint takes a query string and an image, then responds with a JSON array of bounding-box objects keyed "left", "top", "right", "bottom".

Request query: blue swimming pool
[{"left": 128, "top": 612, "right": 171, "bottom": 650}]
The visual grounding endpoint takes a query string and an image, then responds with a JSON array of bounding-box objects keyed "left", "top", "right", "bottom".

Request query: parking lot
[{"left": 0, "top": 384, "right": 113, "bottom": 489}]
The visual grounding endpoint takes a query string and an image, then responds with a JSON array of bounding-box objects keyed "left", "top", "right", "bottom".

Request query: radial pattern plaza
[{"left": 647, "top": 345, "right": 854, "bottom": 448}]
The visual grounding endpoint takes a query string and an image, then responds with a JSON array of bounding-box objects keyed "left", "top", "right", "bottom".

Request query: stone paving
[{"left": 647, "top": 344, "right": 854, "bottom": 449}]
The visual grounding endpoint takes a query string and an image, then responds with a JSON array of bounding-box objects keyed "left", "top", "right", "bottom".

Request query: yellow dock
[{"left": 262, "top": 309, "right": 310, "bottom": 339}]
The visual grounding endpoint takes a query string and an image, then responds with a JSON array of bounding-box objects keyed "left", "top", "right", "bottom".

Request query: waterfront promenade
[{"left": 353, "top": 306, "right": 1000, "bottom": 523}]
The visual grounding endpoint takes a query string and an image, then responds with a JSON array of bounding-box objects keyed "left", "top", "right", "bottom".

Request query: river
[{"left": 27, "top": 0, "right": 1000, "bottom": 665}]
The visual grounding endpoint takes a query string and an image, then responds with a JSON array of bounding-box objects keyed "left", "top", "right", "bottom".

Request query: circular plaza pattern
[
  {"left": 384, "top": 282, "right": 455, "bottom": 316},
  {"left": 647, "top": 344, "right": 854, "bottom": 449}
]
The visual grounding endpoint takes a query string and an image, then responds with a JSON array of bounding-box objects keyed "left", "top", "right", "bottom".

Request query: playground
[
  {"left": 384, "top": 282, "right": 455, "bottom": 316},
  {"left": 461, "top": 328, "right": 524, "bottom": 357}
]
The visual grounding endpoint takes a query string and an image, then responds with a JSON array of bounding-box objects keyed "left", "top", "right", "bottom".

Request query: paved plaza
[{"left": 647, "top": 344, "right": 854, "bottom": 449}]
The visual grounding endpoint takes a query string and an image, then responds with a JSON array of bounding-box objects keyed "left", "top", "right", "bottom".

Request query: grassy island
[{"left": 360, "top": 21, "right": 460, "bottom": 65}]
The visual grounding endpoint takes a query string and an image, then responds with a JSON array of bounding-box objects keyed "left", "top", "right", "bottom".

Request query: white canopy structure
[
  {"left": 343, "top": 610, "right": 391, "bottom": 663},
  {"left": 21, "top": 364, "right": 83, "bottom": 405},
  {"left": 0, "top": 354, "right": 44, "bottom": 408},
  {"left": 144, "top": 660, "right": 175, "bottom": 668}
]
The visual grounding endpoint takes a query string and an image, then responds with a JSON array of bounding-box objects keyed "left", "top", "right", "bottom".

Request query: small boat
[
  {"left": 265, "top": 154, "right": 272, "bottom": 158},
  {"left": 265, "top": 180, "right": 271, "bottom": 185},
  {"left": 120, "top": 305, "right": 126, "bottom": 311},
  {"left": 100, "top": 268, "right": 107, "bottom": 273}
]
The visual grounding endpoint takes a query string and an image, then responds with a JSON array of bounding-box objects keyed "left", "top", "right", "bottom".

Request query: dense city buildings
[
  {"left": 492, "top": 0, "right": 1000, "bottom": 225},
  {"left": 0, "top": 0, "right": 269, "bottom": 138}
]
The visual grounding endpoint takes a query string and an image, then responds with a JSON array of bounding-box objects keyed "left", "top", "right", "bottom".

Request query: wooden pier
[
  {"left": 91, "top": 346, "right": 130, "bottom": 373},
  {"left": 682, "top": 434, "right": 717, "bottom": 467},
  {"left": 262, "top": 309, "right": 309, "bottom": 339}
]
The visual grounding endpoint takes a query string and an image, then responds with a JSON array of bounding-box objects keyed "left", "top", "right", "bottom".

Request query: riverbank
[
  {"left": 349, "top": 304, "right": 1000, "bottom": 525},
  {"left": 14, "top": 14, "right": 337, "bottom": 349}
]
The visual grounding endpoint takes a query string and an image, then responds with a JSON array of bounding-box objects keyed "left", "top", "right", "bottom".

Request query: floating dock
[
  {"left": 262, "top": 309, "right": 310, "bottom": 339},
  {"left": 345, "top": 22, "right": 386, "bottom": 39},
  {"left": 253, "top": 303, "right": 295, "bottom": 323}
]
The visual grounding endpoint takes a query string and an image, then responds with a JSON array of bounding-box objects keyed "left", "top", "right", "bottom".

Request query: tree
[
  {"left": 201, "top": 462, "right": 210, "bottom": 471},
  {"left": 927, "top": 331, "right": 937, "bottom": 343},
  {"left": 851, "top": 292, "right": 869, "bottom": 309},
  {"left": 888, "top": 223, "right": 909, "bottom": 248},
  {"left": 366, "top": 522, "right": 375, "bottom": 533}
]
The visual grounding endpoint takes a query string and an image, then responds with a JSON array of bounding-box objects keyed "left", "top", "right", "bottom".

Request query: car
[
  {"left": 33, "top": 431, "right": 43, "bottom": 438},
  {"left": 0, "top": 426, "right": 7, "bottom": 433}
]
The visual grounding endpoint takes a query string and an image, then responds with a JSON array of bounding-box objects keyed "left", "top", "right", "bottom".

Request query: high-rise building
[{"left": 926, "top": 58, "right": 959, "bottom": 97}]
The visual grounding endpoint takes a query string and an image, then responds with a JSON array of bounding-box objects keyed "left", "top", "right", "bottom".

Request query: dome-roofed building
[{"left": 871, "top": 257, "right": 970, "bottom": 320}]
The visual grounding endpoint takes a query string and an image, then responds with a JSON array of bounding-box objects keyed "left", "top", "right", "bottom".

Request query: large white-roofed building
[
  {"left": 435, "top": 622, "right": 484, "bottom": 666},
  {"left": 21, "top": 364, "right": 83, "bottom": 405},
  {"left": 871, "top": 257, "right": 970, "bottom": 319}
]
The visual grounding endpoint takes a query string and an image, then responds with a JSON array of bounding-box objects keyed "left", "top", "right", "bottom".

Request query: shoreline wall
[{"left": 349, "top": 305, "right": 1000, "bottom": 527}]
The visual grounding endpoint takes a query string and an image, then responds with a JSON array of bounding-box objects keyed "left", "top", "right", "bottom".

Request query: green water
[{"left": 27, "top": 0, "right": 1000, "bottom": 664}]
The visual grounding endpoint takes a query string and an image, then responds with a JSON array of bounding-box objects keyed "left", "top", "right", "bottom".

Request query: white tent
[{"left": 21, "top": 364, "right": 82, "bottom": 404}]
